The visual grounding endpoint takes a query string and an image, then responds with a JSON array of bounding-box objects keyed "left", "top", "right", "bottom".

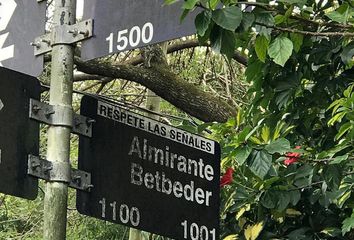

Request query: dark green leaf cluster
[{"left": 164, "top": 0, "right": 354, "bottom": 238}]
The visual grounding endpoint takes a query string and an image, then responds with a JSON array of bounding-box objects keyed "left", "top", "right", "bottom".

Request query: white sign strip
[
  {"left": 97, "top": 101, "right": 215, "bottom": 154},
  {"left": 0, "top": 0, "right": 17, "bottom": 32},
  {"left": 0, "top": 32, "right": 14, "bottom": 66}
]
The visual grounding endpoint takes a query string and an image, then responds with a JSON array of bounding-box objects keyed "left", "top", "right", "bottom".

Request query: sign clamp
[
  {"left": 28, "top": 155, "right": 92, "bottom": 192},
  {"left": 29, "top": 99, "right": 93, "bottom": 137},
  {"left": 32, "top": 19, "right": 93, "bottom": 56}
]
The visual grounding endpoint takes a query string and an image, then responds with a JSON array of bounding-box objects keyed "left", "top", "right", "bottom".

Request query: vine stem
[{"left": 255, "top": 22, "right": 354, "bottom": 37}]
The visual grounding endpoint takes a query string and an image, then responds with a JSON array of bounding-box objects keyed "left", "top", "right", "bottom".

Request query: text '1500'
[{"left": 106, "top": 22, "right": 154, "bottom": 53}]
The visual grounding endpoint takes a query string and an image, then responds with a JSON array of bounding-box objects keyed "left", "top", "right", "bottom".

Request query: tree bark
[
  {"left": 125, "top": 39, "right": 248, "bottom": 66},
  {"left": 75, "top": 53, "right": 236, "bottom": 122}
]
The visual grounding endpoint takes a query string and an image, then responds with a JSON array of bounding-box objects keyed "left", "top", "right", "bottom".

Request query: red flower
[
  {"left": 284, "top": 146, "right": 301, "bottom": 166},
  {"left": 220, "top": 168, "right": 234, "bottom": 187}
]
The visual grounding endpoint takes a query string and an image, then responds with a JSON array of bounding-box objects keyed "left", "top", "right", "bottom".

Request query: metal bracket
[
  {"left": 71, "top": 168, "right": 93, "bottom": 192},
  {"left": 29, "top": 99, "right": 93, "bottom": 137},
  {"left": 28, "top": 155, "right": 92, "bottom": 192},
  {"left": 29, "top": 99, "right": 73, "bottom": 127},
  {"left": 32, "top": 19, "right": 93, "bottom": 56},
  {"left": 32, "top": 34, "right": 52, "bottom": 56}
]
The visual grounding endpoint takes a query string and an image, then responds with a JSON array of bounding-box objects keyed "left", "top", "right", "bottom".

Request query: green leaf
[
  {"left": 319, "top": 191, "right": 330, "bottom": 208},
  {"left": 265, "top": 138, "right": 291, "bottom": 154},
  {"left": 275, "top": 89, "right": 293, "bottom": 109},
  {"left": 321, "top": 227, "right": 342, "bottom": 237},
  {"left": 212, "top": 6, "right": 243, "bottom": 31},
  {"left": 342, "top": 212, "right": 354, "bottom": 235},
  {"left": 263, "top": 177, "right": 280, "bottom": 189},
  {"left": 274, "top": 15, "right": 286, "bottom": 25},
  {"left": 329, "top": 154, "right": 349, "bottom": 165},
  {"left": 210, "top": 27, "right": 236, "bottom": 59},
  {"left": 195, "top": 11, "right": 212, "bottom": 36},
  {"left": 290, "top": 33, "right": 303, "bottom": 53},
  {"left": 255, "top": 13, "right": 274, "bottom": 37},
  {"left": 326, "top": 3, "right": 352, "bottom": 24},
  {"left": 328, "top": 112, "right": 346, "bottom": 126},
  {"left": 289, "top": 190, "right": 301, "bottom": 205},
  {"left": 261, "top": 125, "right": 270, "bottom": 143},
  {"left": 294, "top": 165, "right": 313, "bottom": 187},
  {"left": 261, "top": 190, "right": 277, "bottom": 208},
  {"left": 235, "top": 146, "right": 252, "bottom": 165},
  {"left": 240, "top": 12, "right": 255, "bottom": 31},
  {"left": 182, "top": 0, "right": 198, "bottom": 9},
  {"left": 335, "top": 122, "right": 352, "bottom": 141},
  {"left": 238, "top": 126, "right": 252, "bottom": 142},
  {"left": 341, "top": 41, "right": 354, "bottom": 65},
  {"left": 284, "top": 5, "right": 294, "bottom": 19},
  {"left": 338, "top": 190, "right": 351, "bottom": 208},
  {"left": 343, "top": 84, "right": 354, "bottom": 97},
  {"left": 268, "top": 36, "right": 293, "bottom": 66},
  {"left": 324, "top": 165, "right": 341, "bottom": 190},
  {"left": 277, "top": 191, "right": 291, "bottom": 211},
  {"left": 197, "top": 21, "right": 213, "bottom": 44},
  {"left": 180, "top": 9, "right": 190, "bottom": 22},
  {"left": 245, "top": 58, "right": 264, "bottom": 83},
  {"left": 209, "top": 0, "right": 219, "bottom": 10},
  {"left": 255, "top": 35, "right": 270, "bottom": 62},
  {"left": 249, "top": 150, "right": 272, "bottom": 179},
  {"left": 245, "top": 118, "right": 265, "bottom": 141},
  {"left": 318, "top": 143, "right": 351, "bottom": 159}
]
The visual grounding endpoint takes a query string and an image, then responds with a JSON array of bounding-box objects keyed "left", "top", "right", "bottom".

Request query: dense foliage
[
  {"left": 3, "top": 0, "right": 354, "bottom": 239},
  {"left": 163, "top": 0, "right": 354, "bottom": 239}
]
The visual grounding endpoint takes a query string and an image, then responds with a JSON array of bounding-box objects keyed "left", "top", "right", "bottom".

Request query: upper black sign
[
  {"left": 81, "top": 0, "right": 198, "bottom": 60},
  {"left": 77, "top": 96, "right": 220, "bottom": 240},
  {"left": 0, "top": 0, "right": 46, "bottom": 76},
  {"left": 0, "top": 68, "right": 40, "bottom": 199}
]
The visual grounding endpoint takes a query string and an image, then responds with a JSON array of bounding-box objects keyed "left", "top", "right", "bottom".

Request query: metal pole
[
  {"left": 146, "top": 89, "right": 161, "bottom": 119},
  {"left": 43, "top": 0, "right": 76, "bottom": 239},
  {"left": 128, "top": 90, "right": 160, "bottom": 240},
  {"left": 129, "top": 43, "right": 166, "bottom": 240}
]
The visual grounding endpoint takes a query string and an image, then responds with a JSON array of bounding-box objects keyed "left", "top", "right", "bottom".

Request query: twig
[{"left": 255, "top": 21, "right": 354, "bottom": 36}]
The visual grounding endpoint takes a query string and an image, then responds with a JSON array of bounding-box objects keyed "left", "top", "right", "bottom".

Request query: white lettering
[
  {"left": 181, "top": 220, "right": 216, "bottom": 240},
  {"left": 130, "top": 163, "right": 214, "bottom": 207},
  {"left": 97, "top": 101, "right": 215, "bottom": 154},
  {"left": 131, "top": 163, "right": 143, "bottom": 185},
  {"left": 105, "top": 22, "right": 154, "bottom": 53},
  {"left": 128, "top": 136, "right": 142, "bottom": 158}
]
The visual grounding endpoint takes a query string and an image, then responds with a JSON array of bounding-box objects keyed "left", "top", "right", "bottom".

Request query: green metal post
[
  {"left": 43, "top": 0, "right": 76, "bottom": 239},
  {"left": 129, "top": 90, "right": 161, "bottom": 240},
  {"left": 146, "top": 89, "right": 161, "bottom": 119},
  {"left": 129, "top": 43, "right": 166, "bottom": 240}
]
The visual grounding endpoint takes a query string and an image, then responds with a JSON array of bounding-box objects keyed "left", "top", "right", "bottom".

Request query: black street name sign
[
  {"left": 0, "top": 68, "right": 40, "bottom": 199},
  {"left": 77, "top": 96, "right": 220, "bottom": 240},
  {"left": 0, "top": 0, "right": 46, "bottom": 76},
  {"left": 81, "top": 0, "right": 198, "bottom": 60}
]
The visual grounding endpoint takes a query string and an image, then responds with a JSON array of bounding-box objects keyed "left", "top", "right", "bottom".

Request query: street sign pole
[
  {"left": 129, "top": 43, "right": 165, "bottom": 240},
  {"left": 43, "top": 0, "right": 76, "bottom": 239}
]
